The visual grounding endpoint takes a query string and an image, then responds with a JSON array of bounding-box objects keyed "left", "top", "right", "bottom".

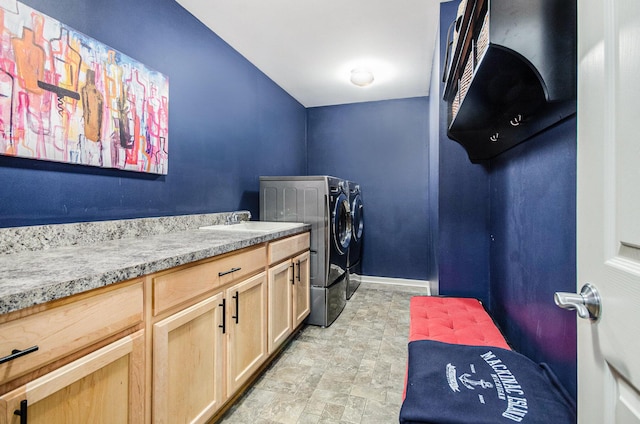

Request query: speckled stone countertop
[{"left": 0, "top": 213, "right": 309, "bottom": 315}]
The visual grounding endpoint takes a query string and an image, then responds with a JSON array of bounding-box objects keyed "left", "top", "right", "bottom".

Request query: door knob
[{"left": 554, "top": 283, "right": 601, "bottom": 321}]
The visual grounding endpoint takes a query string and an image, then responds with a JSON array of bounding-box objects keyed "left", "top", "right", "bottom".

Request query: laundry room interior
[{"left": 0, "top": 0, "right": 584, "bottom": 423}]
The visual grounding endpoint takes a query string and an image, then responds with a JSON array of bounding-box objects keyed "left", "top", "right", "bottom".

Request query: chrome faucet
[
  {"left": 226, "top": 212, "right": 240, "bottom": 225},
  {"left": 225, "top": 211, "right": 251, "bottom": 225}
]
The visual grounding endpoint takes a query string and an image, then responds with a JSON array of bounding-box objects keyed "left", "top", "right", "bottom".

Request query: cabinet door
[
  {"left": 153, "top": 293, "right": 225, "bottom": 424},
  {"left": 268, "top": 260, "right": 294, "bottom": 354},
  {"left": 293, "top": 251, "right": 311, "bottom": 329},
  {"left": 0, "top": 331, "right": 144, "bottom": 424},
  {"left": 226, "top": 272, "right": 267, "bottom": 395}
]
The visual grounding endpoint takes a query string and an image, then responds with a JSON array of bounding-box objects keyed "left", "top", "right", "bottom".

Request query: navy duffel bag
[{"left": 400, "top": 340, "right": 576, "bottom": 424}]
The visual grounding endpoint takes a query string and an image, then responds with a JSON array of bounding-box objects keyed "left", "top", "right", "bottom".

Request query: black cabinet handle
[
  {"left": 290, "top": 263, "right": 295, "bottom": 285},
  {"left": 14, "top": 399, "right": 27, "bottom": 424},
  {"left": 219, "top": 299, "right": 226, "bottom": 334},
  {"left": 232, "top": 291, "right": 239, "bottom": 324},
  {"left": 296, "top": 260, "right": 301, "bottom": 282},
  {"left": 0, "top": 346, "right": 39, "bottom": 365},
  {"left": 218, "top": 267, "right": 241, "bottom": 277}
]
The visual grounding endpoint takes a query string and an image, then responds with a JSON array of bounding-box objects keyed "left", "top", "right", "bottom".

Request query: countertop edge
[{"left": 0, "top": 225, "right": 310, "bottom": 315}]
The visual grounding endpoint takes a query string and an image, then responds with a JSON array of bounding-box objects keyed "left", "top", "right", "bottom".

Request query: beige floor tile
[{"left": 219, "top": 283, "right": 419, "bottom": 424}]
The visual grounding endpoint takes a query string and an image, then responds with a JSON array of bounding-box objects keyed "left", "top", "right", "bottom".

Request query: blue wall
[
  {"left": 0, "top": 0, "right": 306, "bottom": 227},
  {"left": 307, "top": 98, "right": 430, "bottom": 280},
  {"left": 489, "top": 117, "right": 577, "bottom": 399}
]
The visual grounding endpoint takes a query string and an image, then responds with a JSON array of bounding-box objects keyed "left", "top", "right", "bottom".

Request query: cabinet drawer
[
  {"left": 152, "top": 245, "right": 266, "bottom": 315},
  {"left": 0, "top": 282, "right": 143, "bottom": 385},
  {"left": 269, "top": 232, "right": 310, "bottom": 265}
]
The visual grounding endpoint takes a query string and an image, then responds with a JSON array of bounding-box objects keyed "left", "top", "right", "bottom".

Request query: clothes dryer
[
  {"left": 260, "top": 176, "right": 352, "bottom": 327},
  {"left": 347, "top": 181, "right": 363, "bottom": 299}
]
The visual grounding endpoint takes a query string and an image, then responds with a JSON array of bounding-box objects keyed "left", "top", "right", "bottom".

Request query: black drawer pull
[
  {"left": 232, "top": 291, "right": 239, "bottom": 324},
  {"left": 14, "top": 399, "right": 27, "bottom": 424},
  {"left": 1, "top": 346, "right": 39, "bottom": 365},
  {"left": 218, "top": 267, "right": 241, "bottom": 277},
  {"left": 219, "top": 299, "right": 226, "bottom": 334},
  {"left": 290, "top": 263, "right": 295, "bottom": 285},
  {"left": 296, "top": 260, "right": 301, "bottom": 282}
]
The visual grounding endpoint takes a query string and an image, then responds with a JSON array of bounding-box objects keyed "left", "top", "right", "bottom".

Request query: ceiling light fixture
[{"left": 350, "top": 68, "right": 374, "bottom": 87}]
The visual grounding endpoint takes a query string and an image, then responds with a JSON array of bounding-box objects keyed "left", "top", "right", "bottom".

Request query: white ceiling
[{"left": 175, "top": 0, "right": 443, "bottom": 107}]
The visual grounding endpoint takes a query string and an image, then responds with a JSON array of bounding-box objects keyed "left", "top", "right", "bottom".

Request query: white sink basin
[{"left": 199, "top": 221, "right": 305, "bottom": 233}]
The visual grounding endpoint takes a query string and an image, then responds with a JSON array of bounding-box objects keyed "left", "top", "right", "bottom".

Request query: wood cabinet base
[{"left": 0, "top": 331, "right": 144, "bottom": 424}]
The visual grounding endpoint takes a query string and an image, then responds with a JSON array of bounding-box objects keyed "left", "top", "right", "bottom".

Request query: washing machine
[
  {"left": 347, "top": 181, "right": 363, "bottom": 299},
  {"left": 260, "top": 176, "right": 352, "bottom": 327}
]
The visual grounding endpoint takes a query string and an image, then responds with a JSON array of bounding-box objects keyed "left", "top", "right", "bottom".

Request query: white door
[{"left": 574, "top": 0, "right": 640, "bottom": 421}]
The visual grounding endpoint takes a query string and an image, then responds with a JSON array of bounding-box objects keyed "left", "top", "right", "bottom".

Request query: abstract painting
[{"left": 0, "top": 0, "right": 169, "bottom": 174}]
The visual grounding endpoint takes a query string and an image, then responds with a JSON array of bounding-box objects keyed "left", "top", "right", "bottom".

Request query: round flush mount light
[{"left": 350, "top": 68, "right": 375, "bottom": 87}]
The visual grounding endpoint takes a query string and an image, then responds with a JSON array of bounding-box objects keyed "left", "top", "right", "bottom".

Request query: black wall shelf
[{"left": 443, "top": 0, "right": 576, "bottom": 163}]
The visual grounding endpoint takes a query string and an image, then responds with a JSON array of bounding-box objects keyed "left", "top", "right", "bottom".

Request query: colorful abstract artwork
[{"left": 0, "top": 0, "right": 169, "bottom": 174}]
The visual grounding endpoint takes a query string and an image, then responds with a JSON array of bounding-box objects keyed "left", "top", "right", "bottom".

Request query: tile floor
[{"left": 219, "top": 282, "right": 428, "bottom": 424}]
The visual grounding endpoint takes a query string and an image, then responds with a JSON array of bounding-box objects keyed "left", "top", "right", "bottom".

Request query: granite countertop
[{"left": 0, "top": 222, "right": 309, "bottom": 315}]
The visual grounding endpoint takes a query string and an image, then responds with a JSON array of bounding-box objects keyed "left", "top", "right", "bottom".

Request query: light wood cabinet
[
  {"left": 152, "top": 271, "right": 268, "bottom": 424},
  {"left": 150, "top": 245, "right": 268, "bottom": 423},
  {"left": 267, "top": 234, "right": 311, "bottom": 354},
  {"left": 0, "top": 282, "right": 143, "bottom": 388},
  {"left": 0, "top": 231, "right": 309, "bottom": 424},
  {"left": 268, "top": 232, "right": 310, "bottom": 265},
  {"left": 292, "top": 251, "right": 310, "bottom": 329},
  {"left": 0, "top": 329, "right": 144, "bottom": 424},
  {"left": 151, "top": 245, "right": 266, "bottom": 316},
  {"left": 0, "top": 281, "right": 144, "bottom": 424},
  {"left": 268, "top": 260, "right": 294, "bottom": 353},
  {"left": 226, "top": 272, "right": 268, "bottom": 395},
  {"left": 152, "top": 293, "right": 225, "bottom": 424}
]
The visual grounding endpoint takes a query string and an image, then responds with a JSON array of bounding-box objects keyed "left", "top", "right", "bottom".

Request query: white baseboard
[{"left": 357, "top": 275, "right": 432, "bottom": 295}]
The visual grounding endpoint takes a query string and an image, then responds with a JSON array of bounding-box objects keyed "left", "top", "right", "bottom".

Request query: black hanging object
[{"left": 442, "top": 0, "right": 576, "bottom": 162}]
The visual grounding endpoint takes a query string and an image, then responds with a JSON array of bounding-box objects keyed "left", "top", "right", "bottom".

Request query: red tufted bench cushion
[
  {"left": 402, "top": 296, "right": 511, "bottom": 402},
  {"left": 408, "top": 296, "right": 510, "bottom": 349},
  {"left": 401, "top": 297, "right": 576, "bottom": 423}
]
